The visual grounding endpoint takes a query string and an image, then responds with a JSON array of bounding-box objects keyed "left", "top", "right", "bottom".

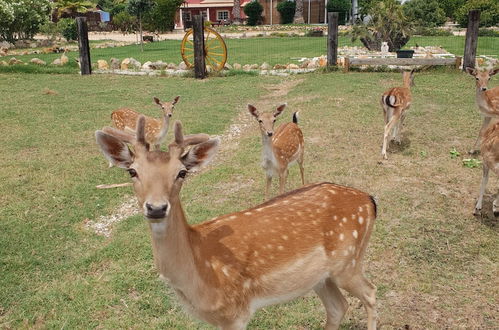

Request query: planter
[{"left": 396, "top": 50, "right": 414, "bottom": 58}]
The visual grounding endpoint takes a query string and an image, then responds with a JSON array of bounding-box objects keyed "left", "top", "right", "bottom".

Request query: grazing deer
[
  {"left": 95, "top": 117, "right": 378, "bottom": 330},
  {"left": 248, "top": 104, "right": 305, "bottom": 200},
  {"left": 111, "top": 96, "right": 180, "bottom": 150},
  {"left": 465, "top": 67, "right": 499, "bottom": 154},
  {"left": 380, "top": 70, "right": 415, "bottom": 160},
  {"left": 474, "top": 120, "right": 499, "bottom": 216}
]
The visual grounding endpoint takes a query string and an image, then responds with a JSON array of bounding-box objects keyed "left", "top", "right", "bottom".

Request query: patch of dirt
[{"left": 84, "top": 195, "right": 138, "bottom": 237}]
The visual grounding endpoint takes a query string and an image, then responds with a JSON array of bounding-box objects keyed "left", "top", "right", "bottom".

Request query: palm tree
[
  {"left": 53, "top": 0, "right": 96, "bottom": 18},
  {"left": 232, "top": 0, "right": 242, "bottom": 24},
  {"left": 294, "top": 0, "right": 304, "bottom": 23}
]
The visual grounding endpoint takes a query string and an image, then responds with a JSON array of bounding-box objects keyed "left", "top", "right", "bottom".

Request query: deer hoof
[
  {"left": 473, "top": 208, "right": 482, "bottom": 216},
  {"left": 468, "top": 149, "right": 480, "bottom": 155}
]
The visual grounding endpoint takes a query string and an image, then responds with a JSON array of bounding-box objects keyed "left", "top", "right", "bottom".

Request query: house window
[
  {"left": 217, "top": 10, "right": 229, "bottom": 21},
  {"left": 182, "top": 11, "right": 191, "bottom": 22},
  {"left": 201, "top": 11, "right": 207, "bottom": 20}
]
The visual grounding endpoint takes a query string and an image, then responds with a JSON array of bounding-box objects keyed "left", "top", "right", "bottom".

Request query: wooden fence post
[
  {"left": 76, "top": 17, "right": 91, "bottom": 75},
  {"left": 193, "top": 15, "right": 206, "bottom": 79},
  {"left": 463, "top": 10, "right": 480, "bottom": 71},
  {"left": 327, "top": 12, "right": 338, "bottom": 67}
]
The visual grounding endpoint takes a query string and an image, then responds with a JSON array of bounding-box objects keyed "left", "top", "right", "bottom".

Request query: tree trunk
[
  {"left": 232, "top": 0, "right": 241, "bottom": 24},
  {"left": 294, "top": 0, "right": 305, "bottom": 24},
  {"left": 139, "top": 12, "right": 144, "bottom": 52}
]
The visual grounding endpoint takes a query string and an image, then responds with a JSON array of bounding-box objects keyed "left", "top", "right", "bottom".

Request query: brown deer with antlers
[
  {"left": 95, "top": 117, "right": 378, "bottom": 329},
  {"left": 111, "top": 95, "right": 180, "bottom": 150},
  {"left": 466, "top": 67, "right": 499, "bottom": 154},
  {"left": 380, "top": 70, "right": 415, "bottom": 160},
  {"left": 248, "top": 104, "right": 305, "bottom": 200}
]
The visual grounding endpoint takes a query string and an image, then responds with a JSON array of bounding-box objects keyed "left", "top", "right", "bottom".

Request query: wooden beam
[
  {"left": 76, "top": 17, "right": 91, "bottom": 75},
  {"left": 327, "top": 12, "right": 338, "bottom": 67},
  {"left": 347, "top": 58, "right": 458, "bottom": 66},
  {"left": 193, "top": 15, "right": 206, "bottom": 79},
  {"left": 463, "top": 10, "right": 480, "bottom": 71}
]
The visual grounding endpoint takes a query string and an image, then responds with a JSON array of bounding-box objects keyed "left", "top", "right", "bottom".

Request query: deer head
[
  {"left": 248, "top": 103, "right": 287, "bottom": 137},
  {"left": 154, "top": 96, "right": 181, "bottom": 118},
  {"left": 466, "top": 67, "right": 499, "bottom": 91},
  {"left": 96, "top": 116, "right": 219, "bottom": 220}
]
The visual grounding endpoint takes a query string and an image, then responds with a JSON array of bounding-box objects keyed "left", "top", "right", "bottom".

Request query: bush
[
  {"left": 455, "top": 0, "right": 499, "bottom": 28},
  {"left": 244, "top": 0, "right": 263, "bottom": 26},
  {"left": 438, "top": 0, "right": 466, "bottom": 20},
  {"left": 413, "top": 27, "right": 453, "bottom": 36},
  {"left": 112, "top": 11, "right": 137, "bottom": 34},
  {"left": 478, "top": 28, "right": 499, "bottom": 37},
  {"left": 58, "top": 18, "right": 78, "bottom": 41},
  {"left": 0, "top": 0, "right": 51, "bottom": 42},
  {"left": 276, "top": 1, "right": 296, "bottom": 24},
  {"left": 144, "top": 0, "right": 184, "bottom": 32},
  {"left": 403, "top": 0, "right": 446, "bottom": 28},
  {"left": 327, "top": 0, "right": 351, "bottom": 25}
]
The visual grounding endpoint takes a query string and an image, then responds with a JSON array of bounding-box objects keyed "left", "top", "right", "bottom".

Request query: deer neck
[
  {"left": 148, "top": 196, "right": 199, "bottom": 290},
  {"left": 155, "top": 115, "right": 171, "bottom": 145},
  {"left": 260, "top": 133, "right": 276, "bottom": 168}
]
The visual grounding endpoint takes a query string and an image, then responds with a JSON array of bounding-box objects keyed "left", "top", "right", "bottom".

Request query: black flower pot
[{"left": 396, "top": 50, "right": 414, "bottom": 58}]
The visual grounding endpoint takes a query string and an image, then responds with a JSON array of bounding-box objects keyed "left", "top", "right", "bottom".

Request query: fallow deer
[
  {"left": 380, "top": 70, "right": 415, "bottom": 160},
  {"left": 474, "top": 119, "right": 499, "bottom": 216},
  {"left": 248, "top": 104, "right": 305, "bottom": 200},
  {"left": 95, "top": 117, "right": 378, "bottom": 330},
  {"left": 465, "top": 67, "right": 499, "bottom": 154},
  {"left": 111, "top": 95, "right": 180, "bottom": 150}
]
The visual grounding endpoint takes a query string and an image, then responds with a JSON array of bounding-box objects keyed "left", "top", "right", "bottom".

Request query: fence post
[
  {"left": 193, "top": 15, "right": 206, "bottom": 79},
  {"left": 76, "top": 17, "right": 91, "bottom": 75},
  {"left": 327, "top": 12, "right": 338, "bottom": 67},
  {"left": 463, "top": 10, "right": 480, "bottom": 71}
]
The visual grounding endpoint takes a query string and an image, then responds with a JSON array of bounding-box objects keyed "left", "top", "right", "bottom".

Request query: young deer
[
  {"left": 95, "top": 117, "right": 378, "bottom": 330},
  {"left": 465, "top": 67, "right": 499, "bottom": 154},
  {"left": 474, "top": 120, "right": 499, "bottom": 216},
  {"left": 111, "top": 95, "right": 180, "bottom": 150},
  {"left": 248, "top": 104, "right": 305, "bottom": 200},
  {"left": 380, "top": 70, "right": 415, "bottom": 160}
]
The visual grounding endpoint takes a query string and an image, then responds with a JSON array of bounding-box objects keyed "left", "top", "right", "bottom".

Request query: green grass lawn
[
  {"left": 1, "top": 35, "right": 497, "bottom": 74},
  {"left": 0, "top": 69, "right": 497, "bottom": 328}
]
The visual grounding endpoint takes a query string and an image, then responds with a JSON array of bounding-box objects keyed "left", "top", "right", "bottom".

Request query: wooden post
[
  {"left": 193, "top": 15, "right": 206, "bottom": 79},
  {"left": 327, "top": 12, "right": 338, "bottom": 67},
  {"left": 463, "top": 10, "right": 480, "bottom": 71},
  {"left": 76, "top": 17, "right": 91, "bottom": 75}
]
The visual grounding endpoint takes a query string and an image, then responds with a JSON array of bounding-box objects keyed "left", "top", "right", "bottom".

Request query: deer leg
[
  {"left": 342, "top": 274, "right": 377, "bottom": 330},
  {"left": 470, "top": 116, "right": 491, "bottom": 154},
  {"left": 265, "top": 174, "right": 272, "bottom": 201},
  {"left": 394, "top": 112, "right": 406, "bottom": 144},
  {"left": 314, "top": 278, "right": 348, "bottom": 330},
  {"left": 220, "top": 316, "right": 250, "bottom": 330},
  {"left": 474, "top": 164, "right": 489, "bottom": 216},
  {"left": 493, "top": 190, "right": 499, "bottom": 217},
  {"left": 298, "top": 160, "right": 305, "bottom": 186},
  {"left": 279, "top": 168, "right": 289, "bottom": 195},
  {"left": 381, "top": 111, "right": 400, "bottom": 160}
]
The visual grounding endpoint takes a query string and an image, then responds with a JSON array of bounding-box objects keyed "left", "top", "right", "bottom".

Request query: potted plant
[{"left": 396, "top": 48, "right": 414, "bottom": 58}]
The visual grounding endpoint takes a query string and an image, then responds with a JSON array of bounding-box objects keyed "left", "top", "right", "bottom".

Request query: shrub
[
  {"left": 144, "top": 0, "right": 184, "bottom": 32},
  {"left": 351, "top": 0, "right": 413, "bottom": 52},
  {"left": 58, "top": 18, "right": 78, "bottom": 41},
  {"left": 438, "top": 0, "right": 466, "bottom": 20},
  {"left": 0, "top": 0, "right": 51, "bottom": 42},
  {"left": 112, "top": 11, "right": 137, "bottom": 34},
  {"left": 455, "top": 0, "right": 499, "bottom": 28},
  {"left": 276, "top": 1, "right": 296, "bottom": 24},
  {"left": 244, "top": 0, "right": 263, "bottom": 26},
  {"left": 403, "top": 0, "right": 446, "bottom": 28},
  {"left": 413, "top": 27, "right": 453, "bottom": 36},
  {"left": 478, "top": 28, "right": 499, "bottom": 37},
  {"left": 327, "top": 0, "right": 351, "bottom": 25}
]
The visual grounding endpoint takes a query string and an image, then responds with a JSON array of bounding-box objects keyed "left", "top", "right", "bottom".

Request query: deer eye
[
  {"left": 273, "top": 119, "right": 276, "bottom": 123},
  {"left": 258, "top": 120, "right": 263, "bottom": 123},
  {"left": 127, "top": 168, "right": 138, "bottom": 178},
  {"left": 476, "top": 78, "right": 479, "bottom": 81},
  {"left": 177, "top": 170, "right": 188, "bottom": 179}
]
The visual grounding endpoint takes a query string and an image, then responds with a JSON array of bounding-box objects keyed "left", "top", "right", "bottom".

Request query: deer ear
[
  {"left": 248, "top": 104, "right": 259, "bottom": 118},
  {"left": 172, "top": 95, "right": 180, "bottom": 105},
  {"left": 95, "top": 131, "right": 134, "bottom": 169},
  {"left": 490, "top": 68, "right": 499, "bottom": 77},
  {"left": 153, "top": 97, "right": 161, "bottom": 105},
  {"left": 465, "top": 67, "right": 476, "bottom": 76},
  {"left": 274, "top": 103, "right": 287, "bottom": 117},
  {"left": 181, "top": 138, "right": 220, "bottom": 171}
]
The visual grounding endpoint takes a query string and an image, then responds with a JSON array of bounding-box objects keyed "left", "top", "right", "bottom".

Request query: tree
[
  {"left": 455, "top": 0, "right": 499, "bottom": 28},
  {"left": 0, "top": 0, "right": 51, "bottom": 42},
  {"left": 112, "top": 10, "right": 137, "bottom": 34},
  {"left": 293, "top": 0, "right": 304, "bottom": 23},
  {"left": 403, "top": 0, "right": 446, "bottom": 28},
  {"left": 351, "top": 0, "right": 413, "bottom": 51},
  {"left": 144, "top": 0, "right": 183, "bottom": 32},
  {"left": 53, "top": 0, "right": 96, "bottom": 18},
  {"left": 439, "top": 0, "right": 466, "bottom": 21},
  {"left": 232, "top": 0, "right": 241, "bottom": 24},
  {"left": 127, "top": 0, "right": 154, "bottom": 51},
  {"left": 243, "top": 0, "right": 263, "bottom": 26},
  {"left": 277, "top": 0, "right": 296, "bottom": 24},
  {"left": 327, "top": 0, "right": 351, "bottom": 25}
]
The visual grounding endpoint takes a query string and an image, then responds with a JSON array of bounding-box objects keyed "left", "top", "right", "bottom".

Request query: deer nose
[
  {"left": 145, "top": 203, "right": 169, "bottom": 219},
  {"left": 481, "top": 87, "right": 487, "bottom": 91},
  {"left": 168, "top": 113, "right": 172, "bottom": 117},
  {"left": 267, "top": 131, "right": 273, "bottom": 137}
]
